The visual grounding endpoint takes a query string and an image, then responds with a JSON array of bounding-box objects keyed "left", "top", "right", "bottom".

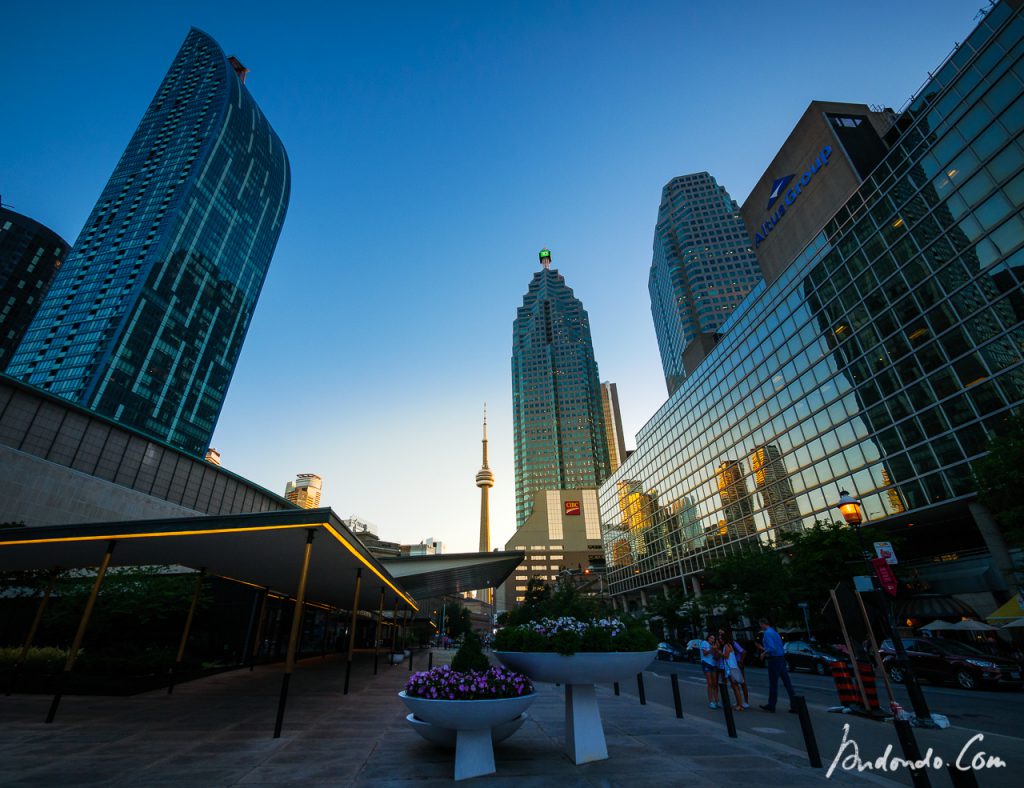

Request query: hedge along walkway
[{"left": 0, "top": 650, "right": 886, "bottom": 786}]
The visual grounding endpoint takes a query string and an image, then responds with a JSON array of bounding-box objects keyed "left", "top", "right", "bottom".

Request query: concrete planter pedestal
[
  {"left": 493, "top": 650, "right": 656, "bottom": 764},
  {"left": 399, "top": 691, "right": 536, "bottom": 781}
]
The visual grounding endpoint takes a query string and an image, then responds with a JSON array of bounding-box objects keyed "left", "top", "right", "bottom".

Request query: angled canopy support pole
[
  {"left": 373, "top": 588, "right": 385, "bottom": 675},
  {"left": 274, "top": 530, "right": 315, "bottom": 739},
  {"left": 7, "top": 566, "right": 59, "bottom": 697},
  {"left": 249, "top": 587, "right": 270, "bottom": 671},
  {"left": 168, "top": 567, "right": 206, "bottom": 695},
  {"left": 343, "top": 568, "right": 362, "bottom": 695},
  {"left": 46, "top": 541, "right": 116, "bottom": 724}
]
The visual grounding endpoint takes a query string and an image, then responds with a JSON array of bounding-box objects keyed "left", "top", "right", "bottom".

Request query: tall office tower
[
  {"left": 749, "top": 444, "right": 803, "bottom": 535},
  {"left": 7, "top": 29, "right": 290, "bottom": 455},
  {"left": 285, "top": 473, "right": 322, "bottom": 509},
  {"left": 0, "top": 207, "right": 69, "bottom": 371},
  {"left": 599, "top": 381, "right": 627, "bottom": 473},
  {"left": 649, "top": 173, "right": 762, "bottom": 394},
  {"left": 512, "top": 249, "right": 610, "bottom": 529},
  {"left": 475, "top": 405, "right": 494, "bottom": 553}
]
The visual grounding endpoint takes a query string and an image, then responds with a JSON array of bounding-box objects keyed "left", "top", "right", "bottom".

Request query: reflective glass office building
[
  {"left": 649, "top": 174, "right": 762, "bottom": 395},
  {"left": 8, "top": 28, "right": 290, "bottom": 456},
  {"left": 0, "top": 208, "right": 68, "bottom": 371},
  {"left": 600, "top": 1, "right": 1024, "bottom": 605},
  {"left": 513, "top": 250, "right": 610, "bottom": 529}
]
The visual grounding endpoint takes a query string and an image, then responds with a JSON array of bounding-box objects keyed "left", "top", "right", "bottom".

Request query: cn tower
[{"left": 475, "top": 405, "right": 494, "bottom": 553}]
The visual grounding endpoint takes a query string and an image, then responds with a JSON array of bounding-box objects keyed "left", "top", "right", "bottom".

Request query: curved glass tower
[
  {"left": 8, "top": 28, "right": 290, "bottom": 455},
  {"left": 649, "top": 173, "right": 761, "bottom": 394},
  {"left": 512, "top": 249, "right": 610, "bottom": 529}
]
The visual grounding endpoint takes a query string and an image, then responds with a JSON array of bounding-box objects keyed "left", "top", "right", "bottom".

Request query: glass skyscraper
[
  {"left": 8, "top": 28, "right": 290, "bottom": 456},
  {"left": 512, "top": 249, "right": 611, "bottom": 529},
  {"left": 649, "top": 173, "right": 762, "bottom": 395},
  {"left": 601, "top": 1, "right": 1024, "bottom": 605},
  {"left": 0, "top": 207, "right": 68, "bottom": 371}
]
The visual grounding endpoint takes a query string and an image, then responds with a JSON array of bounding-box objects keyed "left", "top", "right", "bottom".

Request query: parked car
[
  {"left": 878, "top": 638, "right": 1023, "bottom": 690},
  {"left": 656, "top": 641, "right": 685, "bottom": 662},
  {"left": 783, "top": 640, "right": 849, "bottom": 675}
]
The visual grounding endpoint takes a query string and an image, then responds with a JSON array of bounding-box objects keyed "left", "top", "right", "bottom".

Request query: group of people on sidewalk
[{"left": 699, "top": 618, "right": 796, "bottom": 714}]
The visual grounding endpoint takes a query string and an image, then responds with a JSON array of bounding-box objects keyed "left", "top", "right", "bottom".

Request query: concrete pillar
[
  {"left": 690, "top": 575, "right": 702, "bottom": 598},
  {"left": 662, "top": 584, "right": 670, "bottom": 599},
  {"left": 639, "top": 588, "right": 648, "bottom": 609},
  {"left": 969, "top": 501, "right": 1020, "bottom": 598}
]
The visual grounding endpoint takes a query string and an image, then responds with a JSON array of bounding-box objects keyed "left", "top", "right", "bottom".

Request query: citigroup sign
[{"left": 753, "top": 144, "right": 832, "bottom": 248}]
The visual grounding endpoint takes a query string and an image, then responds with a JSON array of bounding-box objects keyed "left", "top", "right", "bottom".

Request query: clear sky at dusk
[{"left": 2, "top": 0, "right": 980, "bottom": 552}]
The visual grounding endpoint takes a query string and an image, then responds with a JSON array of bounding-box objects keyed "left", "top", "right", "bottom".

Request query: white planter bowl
[
  {"left": 405, "top": 712, "right": 528, "bottom": 747},
  {"left": 398, "top": 692, "right": 537, "bottom": 781},
  {"left": 389, "top": 653, "right": 405, "bottom": 664},
  {"left": 399, "top": 691, "right": 535, "bottom": 731},
  {"left": 494, "top": 651, "right": 657, "bottom": 684}
]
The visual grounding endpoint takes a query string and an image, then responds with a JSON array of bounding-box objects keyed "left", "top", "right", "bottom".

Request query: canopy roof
[
  {"left": 381, "top": 551, "right": 524, "bottom": 600},
  {"left": 0, "top": 508, "right": 417, "bottom": 611}
]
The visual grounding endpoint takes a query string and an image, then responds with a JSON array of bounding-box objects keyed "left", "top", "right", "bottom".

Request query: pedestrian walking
[
  {"left": 700, "top": 633, "right": 721, "bottom": 709},
  {"left": 757, "top": 617, "right": 796, "bottom": 713}
]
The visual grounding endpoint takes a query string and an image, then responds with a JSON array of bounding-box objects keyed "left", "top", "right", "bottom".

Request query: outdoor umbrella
[
  {"left": 918, "top": 619, "right": 959, "bottom": 630},
  {"left": 951, "top": 619, "right": 1000, "bottom": 632},
  {"left": 1001, "top": 618, "right": 1024, "bottom": 629}
]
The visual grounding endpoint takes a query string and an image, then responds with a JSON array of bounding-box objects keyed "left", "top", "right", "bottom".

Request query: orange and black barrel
[
  {"left": 829, "top": 660, "right": 859, "bottom": 707},
  {"left": 857, "top": 660, "right": 881, "bottom": 712}
]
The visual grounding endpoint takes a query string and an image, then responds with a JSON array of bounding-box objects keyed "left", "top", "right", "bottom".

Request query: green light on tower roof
[{"left": 539, "top": 248, "right": 551, "bottom": 261}]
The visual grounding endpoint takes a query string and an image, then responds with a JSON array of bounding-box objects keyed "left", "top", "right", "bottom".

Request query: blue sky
[{"left": 2, "top": 0, "right": 978, "bottom": 551}]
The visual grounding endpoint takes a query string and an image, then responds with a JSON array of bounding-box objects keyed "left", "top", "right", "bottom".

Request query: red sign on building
[
  {"left": 871, "top": 557, "right": 899, "bottom": 598},
  {"left": 564, "top": 501, "right": 581, "bottom": 516}
]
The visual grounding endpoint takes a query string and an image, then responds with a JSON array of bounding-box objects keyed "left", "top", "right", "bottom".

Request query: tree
[
  {"left": 973, "top": 410, "right": 1024, "bottom": 548},
  {"left": 705, "top": 545, "right": 791, "bottom": 623},
  {"left": 443, "top": 601, "right": 473, "bottom": 639}
]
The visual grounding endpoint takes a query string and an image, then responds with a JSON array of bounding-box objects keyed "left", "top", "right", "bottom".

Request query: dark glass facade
[
  {"left": 7, "top": 28, "right": 290, "bottom": 456},
  {"left": 600, "top": 2, "right": 1024, "bottom": 599},
  {"left": 0, "top": 208, "right": 68, "bottom": 371},
  {"left": 512, "top": 254, "right": 610, "bottom": 529},
  {"left": 649, "top": 173, "right": 762, "bottom": 394}
]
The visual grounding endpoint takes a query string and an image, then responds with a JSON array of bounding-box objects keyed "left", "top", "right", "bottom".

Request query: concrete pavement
[{"left": 0, "top": 649, "right": 891, "bottom": 786}]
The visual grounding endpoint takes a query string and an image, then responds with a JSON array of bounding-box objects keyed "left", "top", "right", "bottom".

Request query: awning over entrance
[
  {"left": 381, "top": 551, "right": 524, "bottom": 600},
  {"left": 987, "top": 594, "right": 1024, "bottom": 622},
  {"left": 0, "top": 507, "right": 417, "bottom": 612}
]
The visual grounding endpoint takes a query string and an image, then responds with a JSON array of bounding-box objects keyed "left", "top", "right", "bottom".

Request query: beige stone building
[{"left": 496, "top": 488, "right": 606, "bottom": 611}]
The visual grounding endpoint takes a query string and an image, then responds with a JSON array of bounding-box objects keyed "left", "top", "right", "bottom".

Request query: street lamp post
[{"left": 836, "top": 491, "right": 933, "bottom": 724}]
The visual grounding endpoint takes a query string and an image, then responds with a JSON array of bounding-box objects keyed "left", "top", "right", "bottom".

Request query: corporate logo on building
[
  {"left": 766, "top": 174, "right": 795, "bottom": 210},
  {"left": 754, "top": 145, "right": 832, "bottom": 248},
  {"left": 564, "top": 500, "right": 581, "bottom": 516}
]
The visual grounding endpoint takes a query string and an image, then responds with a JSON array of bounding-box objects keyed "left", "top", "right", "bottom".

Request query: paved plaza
[{"left": 0, "top": 650, "right": 894, "bottom": 787}]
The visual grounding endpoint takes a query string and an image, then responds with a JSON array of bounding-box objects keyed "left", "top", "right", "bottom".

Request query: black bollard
[
  {"left": 428, "top": 650, "right": 433, "bottom": 670},
  {"left": 947, "top": 763, "right": 980, "bottom": 788},
  {"left": 636, "top": 673, "right": 646, "bottom": 705},
  {"left": 893, "top": 718, "right": 933, "bottom": 788},
  {"left": 408, "top": 648, "right": 414, "bottom": 672},
  {"left": 792, "top": 695, "right": 821, "bottom": 768},
  {"left": 718, "top": 675, "right": 737, "bottom": 738},
  {"left": 613, "top": 681, "right": 620, "bottom": 696},
  {"left": 671, "top": 673, "right": 683, "bottom": 718}
]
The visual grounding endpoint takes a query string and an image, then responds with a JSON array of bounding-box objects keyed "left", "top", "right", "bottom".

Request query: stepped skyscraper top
[
  {"left": 8, "top": 28, "right": 290, "bottom": 456},
  {"left": 511, "top": 249, "right": 610, "bottom": 529}
]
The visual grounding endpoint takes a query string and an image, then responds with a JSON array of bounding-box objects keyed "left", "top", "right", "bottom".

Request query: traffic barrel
[
  {"left": 857, "top": 660, "right": 881, "bottom": 712},
  {"left": 829, "top": 660, "right": 859, "bottom": 707}
]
